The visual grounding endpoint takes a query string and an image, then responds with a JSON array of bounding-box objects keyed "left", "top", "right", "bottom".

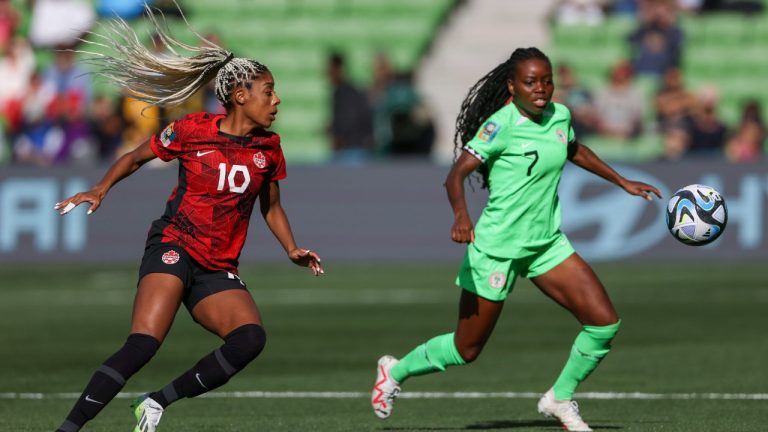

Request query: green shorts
[{"left": 455, "top": 233, "right": 575, "bottom": 302}]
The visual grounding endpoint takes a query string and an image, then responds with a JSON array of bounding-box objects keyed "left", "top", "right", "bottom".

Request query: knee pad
[{"left": 221, "top": 324, "right": 267, "bottom": 371}]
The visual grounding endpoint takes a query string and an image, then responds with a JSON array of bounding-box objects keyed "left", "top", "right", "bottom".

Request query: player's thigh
[
  {"left": 530, "top": 253, "right": 618, "bottom": 326},
  {"left": 453, "top": 245, "right": 512, "bottom": 359},
  {"left": 191, "top": 289, "right": 263, "bottom": 338},
  {"left": 131, "top": 273, "right": 185, "bottom": 342},
  {"left": 454, "top": 289, "right": 505, "bottom": 361}
]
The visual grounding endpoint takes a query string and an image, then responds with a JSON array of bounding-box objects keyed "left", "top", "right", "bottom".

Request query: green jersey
[{"left": 464, "top": 102, "right": 575, "bottom": 258}]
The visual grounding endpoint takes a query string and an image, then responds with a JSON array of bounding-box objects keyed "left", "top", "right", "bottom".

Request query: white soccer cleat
[
  {"left": 131, "top": 393, "right": 164, "bottom": 432},
  {"left": 537, "top": 388, "right": 592, "bottom": 432},
  {"left": 371, "top": 355, "right": 401, "bottom": 419}
]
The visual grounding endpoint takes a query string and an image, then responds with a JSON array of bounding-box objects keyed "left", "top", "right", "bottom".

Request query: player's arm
[
  {"left": 445, "top": 150, "right": 483, "bottom": 243},
  {"left": 567, "top": 140, "right": 661, "bottom": 201},
  {"left": 259, "top": 181, "right": 323, "bottom": 276},
  {"left": 55, "top": 139, "right": 157, "bottom": 215}
]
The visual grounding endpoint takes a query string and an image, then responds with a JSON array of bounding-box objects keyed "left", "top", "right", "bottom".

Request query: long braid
[
  {"left": 454, "top": 47, "right": 551, "bottom": 189},
  {"left": 76, "top": 2, "right": 269, "bottom": 110}
]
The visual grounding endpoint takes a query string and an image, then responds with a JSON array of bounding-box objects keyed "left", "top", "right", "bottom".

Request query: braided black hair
[{"left": 453, "top": 47, "right": 551, "bottom": 189}]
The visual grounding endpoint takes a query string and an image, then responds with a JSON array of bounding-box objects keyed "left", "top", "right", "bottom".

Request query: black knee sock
[
  {"left": 56, "top": 333, "right": 160, "bottom": 432},
  {"left": 150, "top": 324, "right": 266, "bottom": 408}
]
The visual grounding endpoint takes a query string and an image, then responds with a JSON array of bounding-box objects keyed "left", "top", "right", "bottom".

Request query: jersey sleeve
[
  {"left": 556, "top": 103, "right": 577, "bottom": 144},
  {"left": 150, "top": 118, "right": 189, "bottom": 161},
  {"left": 270, "top": 145, "right": 287, "bottom": 181},
  {"left": 464, "top": 109, "right": 509, "bottom": 162},
  {"left": 564, "top": 105, "right": 577, "bottom": 144}
]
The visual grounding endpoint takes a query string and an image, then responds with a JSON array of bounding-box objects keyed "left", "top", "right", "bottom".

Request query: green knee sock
[
  {"left": 390, "top": 333, "right": 466, "bottom": 383},
  {"left": 552, "top": 320, "right": 621, "bottom": 400}
]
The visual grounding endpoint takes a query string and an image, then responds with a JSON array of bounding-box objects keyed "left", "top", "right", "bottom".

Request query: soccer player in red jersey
[{"left": 52, "top": 9, "right": 323, "bottom": 432}]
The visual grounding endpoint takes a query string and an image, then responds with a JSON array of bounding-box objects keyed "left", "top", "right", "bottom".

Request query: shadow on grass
[{"left": 383, "top": 419, "right": 623, "bottom": 430}]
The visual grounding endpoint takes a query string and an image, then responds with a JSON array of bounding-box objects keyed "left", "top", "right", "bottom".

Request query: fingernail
[{"left": 87, "top": 209, "right": 93, "bottom": 215}]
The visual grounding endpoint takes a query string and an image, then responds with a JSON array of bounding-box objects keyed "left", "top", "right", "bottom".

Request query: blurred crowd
[
  {"left": 0, "top": 0, "right": 436, "bottom": 168},
  {"left": 551, "top": 0, "right": 766, "bottom": 162},
  {"left": 2, "top": 0, "right": 764, "bottom": 167},
  {"left": 0, "top": 0, "right": 192, "bottom": 167},
  {"left": 327, "top": 51, "right": 435, "bottom": 164}
]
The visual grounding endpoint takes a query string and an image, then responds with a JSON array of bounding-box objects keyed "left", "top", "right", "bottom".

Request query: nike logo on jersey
[
  {"left": 85, "top": 395, "right": 105, "bottom": 405},
  {"left": 196, "top": 150, "right": 215, "bottom": 157},
  {"left": 521, "top": 142, "right": 533, "bottom": 149}
]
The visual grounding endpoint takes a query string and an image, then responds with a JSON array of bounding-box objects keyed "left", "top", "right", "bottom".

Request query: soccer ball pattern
[{"left": 666, "top": 184, "right": 727, "bottom": 246}]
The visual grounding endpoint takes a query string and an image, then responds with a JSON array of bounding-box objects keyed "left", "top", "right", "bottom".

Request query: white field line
[{"left": 2, "top": 391, "right": 768, "bottom": 401}]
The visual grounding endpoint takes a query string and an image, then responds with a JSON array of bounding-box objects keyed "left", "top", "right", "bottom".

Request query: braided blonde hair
[{"left": 78, "top": 3, "right": 269, "bottom": 109}]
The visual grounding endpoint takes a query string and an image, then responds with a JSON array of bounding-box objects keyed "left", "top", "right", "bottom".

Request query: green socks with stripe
[
  {"left": 552, "top": 320, "right": 621, "bottom": 400},
  {"left": 390, "top": 333, "right": 466, "bottom": 383}
]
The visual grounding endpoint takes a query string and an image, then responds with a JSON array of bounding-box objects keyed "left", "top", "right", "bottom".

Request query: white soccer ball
[{"left": 666, "top": 184, "right": 727, "bottom": 246}]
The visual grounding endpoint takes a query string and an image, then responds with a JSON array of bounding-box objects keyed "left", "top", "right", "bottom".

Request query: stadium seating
[
  {"left": 95, "top": 0, "right": 456, "bottom": 162},
  {"left": 549, "top": 8, "right": 768, "bottom": 161},
  {"left": 23, "top": 0, "right": 454, "bottom": 162}
]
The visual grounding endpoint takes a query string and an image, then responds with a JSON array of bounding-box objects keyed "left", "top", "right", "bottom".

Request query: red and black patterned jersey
[{"left": 146, "top": 112, "right": 287, "bottom": 273}]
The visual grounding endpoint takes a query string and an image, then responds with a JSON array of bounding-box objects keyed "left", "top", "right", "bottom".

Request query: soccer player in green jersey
[{"left": 371, "top": 47, "right": 661, "bottom": 431}]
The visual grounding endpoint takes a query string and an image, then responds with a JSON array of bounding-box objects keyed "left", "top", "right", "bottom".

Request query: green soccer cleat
[{"left": 131, "top": 393, "right": 164, "bottom": 432}]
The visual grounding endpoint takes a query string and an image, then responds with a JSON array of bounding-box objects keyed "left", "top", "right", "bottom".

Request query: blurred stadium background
[{"left": 1, "top": 0, "right": 767, "bottom": 431}]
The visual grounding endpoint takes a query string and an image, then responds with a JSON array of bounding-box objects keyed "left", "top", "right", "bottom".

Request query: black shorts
[{"left": 138, "top": 243, "right": 248, "bottom": 311}]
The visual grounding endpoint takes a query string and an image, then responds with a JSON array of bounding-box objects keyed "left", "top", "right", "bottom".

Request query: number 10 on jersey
[{"left": 217, "top": 163, "right": 251, "bottom": 193}]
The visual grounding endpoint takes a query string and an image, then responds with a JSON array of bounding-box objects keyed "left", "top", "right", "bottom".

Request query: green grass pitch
[{"left": 1, "top": 262, "right": 766, "bottom": 431}]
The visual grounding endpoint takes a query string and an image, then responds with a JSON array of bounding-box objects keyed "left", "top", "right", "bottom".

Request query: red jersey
[{"left": 147, "top": 112, "right": 287, "bottom": 272}]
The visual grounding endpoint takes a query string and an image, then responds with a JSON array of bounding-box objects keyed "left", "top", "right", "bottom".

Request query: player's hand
[
  {"left": 451, "top": 214, "right": 475, "bottom": 243},
  {"left": 54, "top": 190, "right": 105, "bottom": 215},
  {"left": 622, "top": 180, "right": 662, "bottom": 202},
  {"left": 289, "top": 248, "right": 324, "bottom": 276}
]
